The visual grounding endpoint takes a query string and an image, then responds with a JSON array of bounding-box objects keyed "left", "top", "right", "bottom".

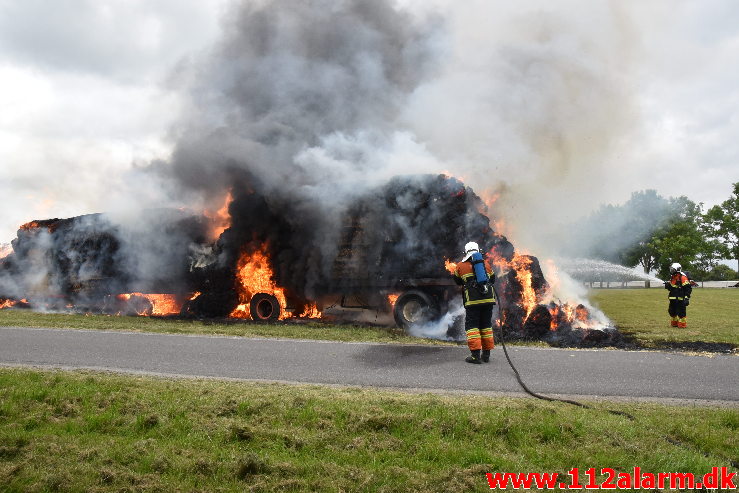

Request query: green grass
[
  {"left": 0, "top": 310, "right": 450, "bottom": 345},
  {"left": 590, "top": 288, "right": 739, "bottom": 348},
  {"left": 0, "top": 368, "right": 736, "bottom": 492},
  {"left": 1, "top": 288, "right": 736, "bottom": 350}
]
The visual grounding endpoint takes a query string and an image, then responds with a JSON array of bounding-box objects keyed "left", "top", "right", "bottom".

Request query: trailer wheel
[
  {"left": 393, "top": 290, "right": 440, "bottom": 330},
  {"left": 250, "top": 293, "right": 281, "bottom": 322}
]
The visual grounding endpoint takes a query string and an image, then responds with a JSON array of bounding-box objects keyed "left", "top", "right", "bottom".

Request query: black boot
[
  {"left": 482, "top": 349, "right": 490, "bottom": 363},
  {"left": 465, "top": 349, "right": 482, "bottom": 364}
]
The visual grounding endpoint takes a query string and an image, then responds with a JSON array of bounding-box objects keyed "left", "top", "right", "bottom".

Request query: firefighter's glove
[
  {"left": 663, "top": 281, "right": 670, "bottom": 289},
  {"left": 683, "top": 297, "right": 690, "bottom": 306}
]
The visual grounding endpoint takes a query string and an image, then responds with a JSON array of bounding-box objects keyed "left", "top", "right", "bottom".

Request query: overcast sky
[{"left": 0, "top": 0, "right": 737, "bottom": 245}]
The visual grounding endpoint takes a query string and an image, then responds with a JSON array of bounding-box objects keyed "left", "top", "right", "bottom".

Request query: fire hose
[{"left": 493, "top": 286, "right": 634, "bottom": 420}]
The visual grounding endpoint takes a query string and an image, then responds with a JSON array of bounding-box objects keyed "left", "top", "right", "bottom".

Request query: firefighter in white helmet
[
  {"left": 453, "top": 241, "right": 496, "bottom": 364},
  {"left": 664, "top": 262, "right": 692, "bottom": 328}
]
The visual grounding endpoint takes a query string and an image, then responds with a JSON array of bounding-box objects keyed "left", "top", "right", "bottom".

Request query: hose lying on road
[{"left": 493, "top": 287, "right": 634, "bottom": 420}]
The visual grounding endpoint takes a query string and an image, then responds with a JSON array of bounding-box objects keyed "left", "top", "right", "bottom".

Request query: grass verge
[
  {"left": 590, "top": 288, "right": 739, "bottom": 350},
  {"left": 0, "top": 309, "right": 450, "bottom": 345},
  {"left": 0, "top": 368, "right": 737, "bottom": 492},
  {"left": 1, "top": 287, "right": 736, "bottom": 351}
]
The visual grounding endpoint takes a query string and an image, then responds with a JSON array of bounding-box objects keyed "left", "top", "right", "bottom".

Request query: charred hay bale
[
  {"left": 548, "top": 325, "right": 623, "bottom": 347},
  {"left": 494, "top": 271, "right": 520, "bottom": 311},
  {"left": 5, "top": 210, "right": 209, "bottom": 305},
  {"left": 500, "top": 305, "right": 527, "bottom": 338},
  {"left": 184, "top": 290, "right": 239, "bottom": 318},
  {"left": 490, "top": 239, "right": 515, "bottom": 262},
  {"left": 522, "top": 304, "right": 552, "bottom": 339},
  {"left": 527, "top": 256, "right": 549, "bottom": 298},
  {"left": 367, "top": 174, "right": 496, "bottom": 280},
  {"left": 583, "top": 327, "right": 622, "bottom": 345}
]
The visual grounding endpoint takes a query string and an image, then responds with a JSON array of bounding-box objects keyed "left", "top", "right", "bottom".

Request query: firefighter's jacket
[
  {"left": 665, "top": 272, "right": 692, "bottom": 300},
  {"left": 454, "top": 258, "right": 496, "bottom": 307}
]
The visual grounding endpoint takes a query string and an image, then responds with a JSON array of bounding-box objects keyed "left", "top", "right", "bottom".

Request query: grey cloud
[{"left": 0, "top": 0, "right": 219, "bottom": 82}]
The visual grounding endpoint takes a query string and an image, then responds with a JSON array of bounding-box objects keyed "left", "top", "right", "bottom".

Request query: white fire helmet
[
  {"left": 462, "top": 241, "right": 479, "bottom": 262},
  {"left": 670, "top": 262, "right": 682, "bottom": 273}
]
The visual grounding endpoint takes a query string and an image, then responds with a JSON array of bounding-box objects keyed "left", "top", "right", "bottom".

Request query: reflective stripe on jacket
[
  {"left": 454, "top": 258, "right": 496, "bottom": 307},
  {"left": 665, "top": 272, "right": 691, "bottom": 300}
]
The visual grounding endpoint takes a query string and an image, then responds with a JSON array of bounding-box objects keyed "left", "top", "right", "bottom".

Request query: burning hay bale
[{"left": 488, "top": 242, "right": 620, "bottom": 345}]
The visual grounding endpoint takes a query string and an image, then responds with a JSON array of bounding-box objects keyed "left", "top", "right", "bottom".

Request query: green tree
[
  {"left": 617, "top": 190, "right": 672, "bottom": 270},
  {"left": 704, "top": 182, "right": 739, "bottom": 272},
  {"left": 571, "top": 190, "right": 672, "bottom": 267},
  {"left": 692, "top": 238, "right": 726, "bottom": 281},
  {"left": 622, "top": 238, "right": 659, "bottom": 275},
  {"left": 649, "top": 197, "right": 706, "bottom": 279},
  {"left": 703, "top": 264, "right": 738, "bottom": 281}
]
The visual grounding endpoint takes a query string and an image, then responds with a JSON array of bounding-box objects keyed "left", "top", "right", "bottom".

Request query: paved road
[{"left": 0, "top": 326, "right": 737, "bottom": 404}]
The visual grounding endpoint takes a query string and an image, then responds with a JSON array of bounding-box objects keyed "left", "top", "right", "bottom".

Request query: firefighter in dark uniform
[
  {"left": 664, "top": 262, "right": 692, "bottom": 328},
  {"left": 453, "top": 242, "right": 496, "bottom": 364}
]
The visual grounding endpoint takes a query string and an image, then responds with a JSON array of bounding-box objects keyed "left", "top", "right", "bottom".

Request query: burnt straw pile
[{"left": 0, "top": 174, "right": 620, "bottom": 345}]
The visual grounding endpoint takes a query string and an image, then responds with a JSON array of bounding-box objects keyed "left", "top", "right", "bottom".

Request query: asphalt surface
[{"left": 0, "top": 326, "right": 737, "bottom": 404}]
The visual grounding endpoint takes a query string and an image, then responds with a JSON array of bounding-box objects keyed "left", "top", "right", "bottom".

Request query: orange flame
[
  {"left": 146, "top": 294, "right": 182, "bottom": 316},
  {"left": 19, "top": 221, "right": 59, "bottom": 233},
  {"left": 298, "top": 302, "right": 322, "bottom": 318},
  {"left": 549, "top": 305, "right": 560, "bottom": 331},
  {"left": 511, "top": 255, "right": 536, "bottom": 320},
  {"left": 204, "top": 191, "right": 233, "bottom": 241},
  {"left": 0, "top": 299, "right": 18, "bottom": 309},
  {"left": 444, "top": 259, "right": 457, "bottom": 274},
  {"left": 115, "top": 293, "right": 182, "bottom": 316},
  {"left": 0, "top": 298, "right": 28, "bottom": 309},
  {"left": 230, "top": 244, "right": 288, "bottom": 319},
  {"left": 489, "top": 250, "right": 538, "bottom": 321},
  {"left": 231, "top": 304, "right": 250, "bottom": 318},
  {"left": 19, "top": 221, "right": 43, "bottom": 231},
  {"left": 547, "top": 302, "right": 594, "bottom": 330},
  {"left": 387, "top": 294, "right": 399, "bottom": 307}
]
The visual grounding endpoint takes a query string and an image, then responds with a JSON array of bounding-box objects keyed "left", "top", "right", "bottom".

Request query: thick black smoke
[{"left": 168, "top": 0, "right": 440, "bottom": 200}]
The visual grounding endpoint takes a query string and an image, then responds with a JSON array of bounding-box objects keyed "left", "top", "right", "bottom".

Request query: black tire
[
  {"left": 393, "top": 290, "right": 440, "bottom": 330},
  {"left": 250, "top": 293, "right": 281, "bottom": 322}
]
